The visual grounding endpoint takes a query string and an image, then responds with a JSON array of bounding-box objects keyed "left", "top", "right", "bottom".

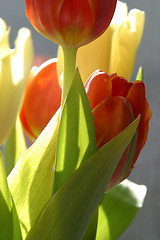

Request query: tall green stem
[{"left": 61, "top": 46, "right": 77, "bottom": 107}]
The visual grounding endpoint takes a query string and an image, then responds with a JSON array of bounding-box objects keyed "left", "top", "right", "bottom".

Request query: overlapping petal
[
  {"left": 25, "top": 0, "right": 117, "bottom": 47},
  {"left": 84, "top": 70, "right": 152, "bottom": 188}
]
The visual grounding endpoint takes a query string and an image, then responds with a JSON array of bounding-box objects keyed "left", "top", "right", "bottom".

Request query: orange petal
[
  {"left": 92, "top": 96, "right": 133, "bottom": 148},
  {"left": 85, "top": 70, "right": 112, "bottom": 110},
  {"left": 20, "top": 59, "right": 61, "bottom": 139},
  {"left": 126, "top": 81, "right": 150, "bottom": 163}
]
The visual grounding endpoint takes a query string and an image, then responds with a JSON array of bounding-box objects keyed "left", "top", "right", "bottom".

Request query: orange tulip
[
  {"left": 20, "top": 60, "right": 151, "bottom": 190},
  {"left": 25, "top": 0, "right": 117, "bottom": 47},
  {"left": 20, "top": 59, "right": 62, "bottom": 140},
  {"left": 85, "top": 70, "right": 152, "bottom": 188}
]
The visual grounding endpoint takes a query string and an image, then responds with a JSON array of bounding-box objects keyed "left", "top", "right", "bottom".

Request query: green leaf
[
  {"left": 136, "top": 66, "right": 143, "bottom": 82},
  {"left": 8, "top": 109, "right": 60, "bottom": 239},
  {"left": 53, "top": 68, "right": 97, "bottom": 193},
  {"left": 26, "top": 116, "right": 140, "bottom": 240},
  {"left": 0, "top": 152, "right": 13, "bottom": 239},
  {"left": 0, "top": 153, "right": 22, "bottom": 240},
  {"left": 83, "top": 208, "right": 98, "bottom": 240},
  {"left": 11, "top": 195, "right": 23, "bottom": 240},
  {"left": 96, "top": 179, "right": 147, "bottom": 240},
  {"left": 4, "top": 116, "right": 27, "bottom": 175}
]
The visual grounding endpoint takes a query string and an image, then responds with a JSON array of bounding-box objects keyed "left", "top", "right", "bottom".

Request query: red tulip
[
  {"left": 20, "top": 59, "right": 62, "bottom": 140},
  {"left": 25, "top": 0, "right": 117, "bottom": 47},
  {"left": 85, "top": 70, "right": 152, "bottom": 189},
  {"left": 20, "top": 62, "right": 151, "bottom": 190}
]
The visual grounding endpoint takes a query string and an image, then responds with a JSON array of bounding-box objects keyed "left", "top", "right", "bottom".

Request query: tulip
[
  {"left": 57, "top": 1, "right": 145, "bottom": 84},
  {"left": 84, "top": 70, "right": 152, "bottom": 189},
  {"left": 25, "top": 0, "right": 117, "bottom": 48},
  {"left": 25, "top": 0, "right": 117, "bottom": 106},
  {"left": 0, "top": 18, "right": 33, "bottom": 144},
  {"left": 20, "top": 59, "right": 62, "bottom": 140}
]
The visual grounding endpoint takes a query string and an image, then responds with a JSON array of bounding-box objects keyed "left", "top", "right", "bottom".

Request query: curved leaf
[
  {"left": 8, "top": 109, "right": 60, "bottom": 239},
  {"left": 4, "top": 116, "right": 27, "bottom": 175},
  {"left": 53, "top": 68, "right": 97, "bottom": 193},
  {"left": 96, "top": 179, "right": 147, "bottom": 240},
  {"left": 26, "top": 116, "right": 140, "bottom": 240}
]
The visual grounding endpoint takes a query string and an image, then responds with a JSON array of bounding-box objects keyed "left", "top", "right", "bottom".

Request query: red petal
[
  {"left": 88, "top": 0, "right": 117, "bottom": 43},
  {"left": 20, "top": 60, "right": 62, "bottom": 139},
  {"left": 60, "top": 0, "right": 93, "bottom": 45},
  {"left": 92, "top": 96, "right": 133, "bottom": 148},
  {"left": 92, "top": 96, "right": 133, "bottom": 188},
  {"left": 126, "top": 81, "right": 149, "bottom": 163},
  {"left": 85, "top": 70, "right": 112, "bottom": 110}
]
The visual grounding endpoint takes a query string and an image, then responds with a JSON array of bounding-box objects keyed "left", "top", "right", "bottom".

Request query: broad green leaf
[
  {"left": 4, "top": 116, "right": 27, "bottom": 175},
  {"left": 96, "top": 179, "right": 147, "bottom": 240},
  {"left": 11, "top": 195, "right": 23, "bottom": 240},
  {"left": 0, "top": 152, "right": 13, "bottom": 239},
  {"left": 53, "top": 68, "right": 97, "bottom": 193},
  {"left": 136, "top": 66, "right": 143, "bottom": 82},
  {"left": 26, "top": 116, "right": 140, "bottom": 240},
  {"left": 0, "top": 152, "right": 22, "bottom": 240},
  {"left": 83, "top": 208, "right": 98, "bottom": 240},
  {"left": 8, "top": 109, "right": 60, "bottom": 239}
]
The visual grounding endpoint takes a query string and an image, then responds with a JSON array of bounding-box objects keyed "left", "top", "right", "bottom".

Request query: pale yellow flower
[
  {"left": 0, "top": 18, "right": 33, "bottom": 144},
  {"left": 57, "top": 1, "right": 145, "bottom": 84}
]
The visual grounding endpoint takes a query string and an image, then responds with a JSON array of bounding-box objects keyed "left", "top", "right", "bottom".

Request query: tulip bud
[
  {"left": 57, "top": 1, "right": 145, "bottom": 83},
  {"left": 20, "top": 59, "right": 62, "bottom": 140},
  {"left": 25, "top": 0, "right": 117, "bottom": 48},
  {"left": 85, "top": 70, "right": 152, "bottom": 188}
]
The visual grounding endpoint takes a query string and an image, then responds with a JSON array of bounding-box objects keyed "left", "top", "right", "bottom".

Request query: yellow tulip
[
  {"left": 0, "top": 18, "right": 33, "bottom": 144},
  {"left": 57, "top": 1, "right": 145, "bottom": 84}
]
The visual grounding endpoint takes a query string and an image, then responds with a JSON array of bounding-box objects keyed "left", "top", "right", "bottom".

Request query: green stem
[{"left": 61, "top": 46, "right": 77, "bottom": 107}]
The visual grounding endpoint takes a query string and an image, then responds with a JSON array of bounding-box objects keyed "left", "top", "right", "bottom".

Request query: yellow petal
[
  {"left": 76, "top": 27, "right": 113, "bottom": 84},
  {"left": 108, "top": 9, "right": 145, "bottom": 80},
  {"left": 110, "top": 1, "right": 128, "bottom": 26},
  {"left": 0, "top": 18, "right": 10, "bottom": 59},
  {"left": 0, "top": 20, "right": 34, "bottom": 144}
]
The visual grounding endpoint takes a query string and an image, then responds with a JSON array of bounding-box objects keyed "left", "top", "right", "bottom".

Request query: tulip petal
[
  {"left": 108, "top": 8, "right": 145, "bottom": 80},
  {"left": 84, "top": 70, "right": 112, "bottom": 110},
  {"left": 92, "top": 96, "right": 133, "bottom": 148},
  {"left": 0, "top": 24, "right": 33, "bottom": 144},
  {"left": 92, "top": 95, "right": 135, "bottom": 188},
  {"left": 126, "top": 81, "right": 152, "bottom": 163},
  {"left": 76, "top": 27, "right": 113, "bottom": 83},
  {"left": 110, "top": 1, "right": 128, "bottom": 26},
  {"left": 0, "top": 18, "right": 10, "bottom": 58},
  {"left": 20, "top": 59, "right": 61, "bottom": 139},
  {"left": 60, "top": 0, "right": 93, "bottom": 45}
]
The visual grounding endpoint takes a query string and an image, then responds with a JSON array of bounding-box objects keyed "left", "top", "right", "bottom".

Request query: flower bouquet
[{"left": 0, "top": 0, "right": 152, "bottom": 239}]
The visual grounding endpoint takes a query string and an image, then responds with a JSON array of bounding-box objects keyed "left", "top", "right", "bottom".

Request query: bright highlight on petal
[{"left": 0, "top": 18, "right": 33, "bottom": 144}]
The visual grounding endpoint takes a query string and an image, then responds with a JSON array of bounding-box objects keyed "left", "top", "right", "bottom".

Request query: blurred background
[{"left": 0, "top": 0, "right": 160, "bottom": 239}]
